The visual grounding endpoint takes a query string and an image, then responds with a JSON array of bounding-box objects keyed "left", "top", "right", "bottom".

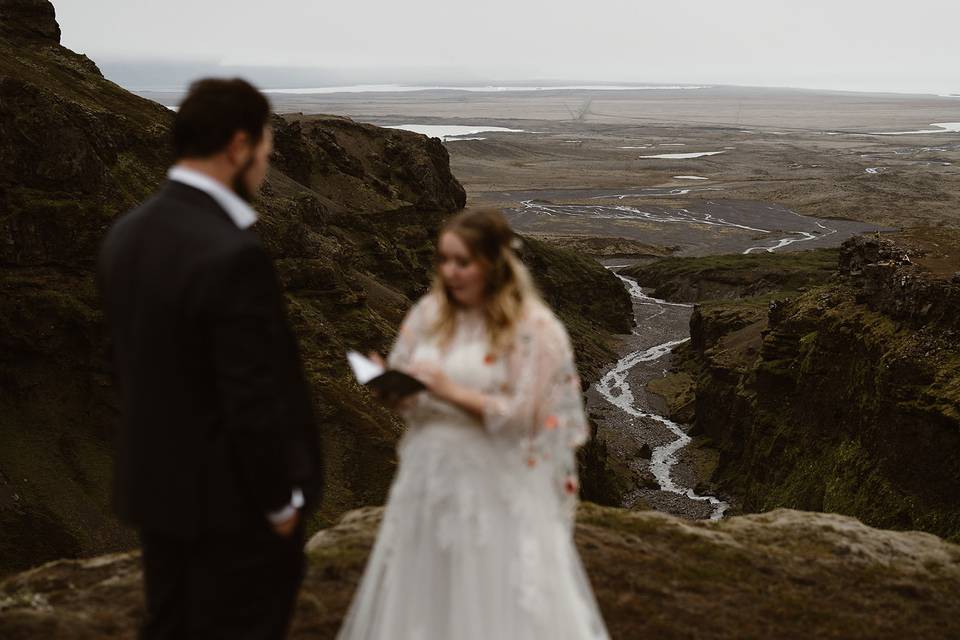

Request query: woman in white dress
[{"left": 337, "top": 208, "right": 610, "bottom": 640}]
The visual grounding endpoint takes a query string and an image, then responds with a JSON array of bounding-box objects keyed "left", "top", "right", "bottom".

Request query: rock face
[
  {"left": 0, "top": 1, "right": 629, "bottom": 576},
  {"left": 666, "top": 238, "right": 960, "bottom": 541},
  {"left": 0, "top": 0, "right": 184, "bottom": 576},
  {"left": 274, "top": 114, "right": 466, "bottom": 215},
  {"left": 0, "top": 0, "right": 60, "bottom": 43},
  {"left": 2, "top": 504, "right": 958, "bottom": 640},
  {"left": 839, "top": 234, "right": 960, "bottom": 331}
]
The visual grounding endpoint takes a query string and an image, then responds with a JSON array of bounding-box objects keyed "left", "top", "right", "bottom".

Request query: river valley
[{"left": 490, "top": 190, "right": 885, "bottom": 519}]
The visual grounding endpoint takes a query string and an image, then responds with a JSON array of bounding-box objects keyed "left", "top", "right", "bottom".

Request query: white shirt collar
[{"left": 167, "top": 165, "right": 258, "bottom": 230}]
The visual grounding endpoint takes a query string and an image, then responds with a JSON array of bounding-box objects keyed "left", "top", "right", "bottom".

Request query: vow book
[{"left": 346, "top": 351, "right": 426, "bottom": 397}]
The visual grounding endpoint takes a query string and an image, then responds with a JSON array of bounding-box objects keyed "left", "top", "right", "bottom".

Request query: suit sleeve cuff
[{"left": 265, "top": 487, "right": 304, "bottom": 525}]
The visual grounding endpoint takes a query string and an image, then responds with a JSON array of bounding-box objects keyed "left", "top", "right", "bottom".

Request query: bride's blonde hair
[{"left": 430, "top": 208, "right": 543, "bottom": 353}]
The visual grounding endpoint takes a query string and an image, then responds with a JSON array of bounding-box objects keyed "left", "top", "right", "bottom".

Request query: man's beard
[{"left": 231, "top": 156, "right": 257, "bottom": 203}]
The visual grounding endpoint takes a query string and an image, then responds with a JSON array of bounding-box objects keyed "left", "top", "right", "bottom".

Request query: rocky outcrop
[
  {"left": 0, "top": 0, "right": 60, "bottom": 43},
  {"left": 0, "top": 1, "right": 629, "bottom": 576},
  {"left": 839, "top": 234, "right": 960, "bottom": 331},
  {"left": 2, "top": 504, "right": 958, "bottom": 640},
  {"left": 274, "top": 114, "right": 466, "bottom": 214},
  {"left": 664, "top": 238, "right": 960, "bottom": 541}
]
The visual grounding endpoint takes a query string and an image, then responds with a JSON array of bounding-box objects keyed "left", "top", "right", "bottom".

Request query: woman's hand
[
  {"left": 409, "top": 361, "right": 489, "bottom": 421},
  {"left": 366, "top": 352, "right": 413, "bottom": 411},
  {"left": 408, "top": 361, "right": 454, "bottom": 402}
]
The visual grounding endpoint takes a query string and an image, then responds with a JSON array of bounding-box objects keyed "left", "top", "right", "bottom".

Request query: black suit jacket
[{"left": 98, "top": 180, "right": 322, "bottom": 538}]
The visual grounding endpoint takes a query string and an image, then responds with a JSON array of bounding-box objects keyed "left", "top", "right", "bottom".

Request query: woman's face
[{"left": 438, "top": 231, "right": 487, "bottom": 307}]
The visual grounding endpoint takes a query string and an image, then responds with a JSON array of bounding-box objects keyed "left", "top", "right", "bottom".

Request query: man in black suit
[{"left": 98, "top": 78, "right": 322, "bottom": 640}]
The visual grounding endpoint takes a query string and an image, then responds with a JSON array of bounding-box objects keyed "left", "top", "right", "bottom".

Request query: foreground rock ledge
[{"left": 2, "top": 504, "right": 958, "bottom": 639}]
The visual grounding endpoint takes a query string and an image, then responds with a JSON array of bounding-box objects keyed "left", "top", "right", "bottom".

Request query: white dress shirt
[
  {"left": 168, "top": 165, "right": 302, "bottom": 526},
  {"left": 167, "top": 165, "right": 258, "bottom": 230}
]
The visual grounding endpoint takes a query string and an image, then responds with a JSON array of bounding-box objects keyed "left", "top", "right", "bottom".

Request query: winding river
[
  {"left": 517, "top": 198, "right": 842, "bottom": 255},
  {"left": 596, "top": 267, "right": 729, "bottom": 520}
]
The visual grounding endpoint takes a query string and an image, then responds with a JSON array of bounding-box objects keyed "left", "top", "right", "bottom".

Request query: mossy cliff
[
  {"left": 621, "top": 248, "right": 839, "bottom": 303},
  {"left": 3, "top": 504, "right": 959, "bottom": 640},
  {"left": 0, "top": 0, "right": 630, "bottom": 576},
  {"left": 631, "top": 238, "right": 960, "bottom": 542}
]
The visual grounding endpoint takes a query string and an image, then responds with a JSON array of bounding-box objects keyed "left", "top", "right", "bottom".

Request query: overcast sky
[{"left": 54, "top": 0, "right": 959, "bottom": 94}]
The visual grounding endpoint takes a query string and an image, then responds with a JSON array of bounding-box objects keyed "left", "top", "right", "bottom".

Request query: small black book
[{"left": 347, "top": 351, "right": 426, "bottom": 397}]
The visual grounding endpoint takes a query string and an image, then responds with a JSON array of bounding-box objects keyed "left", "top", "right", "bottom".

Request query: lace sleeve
[
  {"left": 383, "top": 295, "right": 435, "bottom": 419},
  {"left": 483, "top": 306, "right": 589, "bottom": 516},
  {"left": 387, "top": 295, "right": 432, "bottom": 371}
]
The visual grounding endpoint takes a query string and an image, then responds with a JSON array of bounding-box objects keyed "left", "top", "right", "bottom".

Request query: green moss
[
  {"left": 107, "top": 151, "right": 166, "bottom": 208},
  {"left": 622, "top": 248, "right": 840, "bottom": 302}
]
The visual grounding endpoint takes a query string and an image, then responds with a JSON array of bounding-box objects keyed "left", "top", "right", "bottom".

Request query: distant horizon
[
  {"left": 54, "top": 0, "right": 960, "bottom": 101},
  {"left": 96, "top": 58, "right": 960, "bottom": 99}
]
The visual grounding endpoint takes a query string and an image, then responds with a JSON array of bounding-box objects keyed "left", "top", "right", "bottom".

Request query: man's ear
[{"left": 225, "top": 130, "right": 252, "bottom": 168}]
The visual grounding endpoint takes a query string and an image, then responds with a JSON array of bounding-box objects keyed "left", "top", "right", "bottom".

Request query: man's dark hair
[{"left": 172, "top": 78, "right": 271, "bottom": 159}]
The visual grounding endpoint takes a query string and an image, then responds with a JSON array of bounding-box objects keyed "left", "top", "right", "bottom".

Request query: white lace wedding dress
[{"left": 337, "top": 294, "right": 610, "bottom": 640}]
